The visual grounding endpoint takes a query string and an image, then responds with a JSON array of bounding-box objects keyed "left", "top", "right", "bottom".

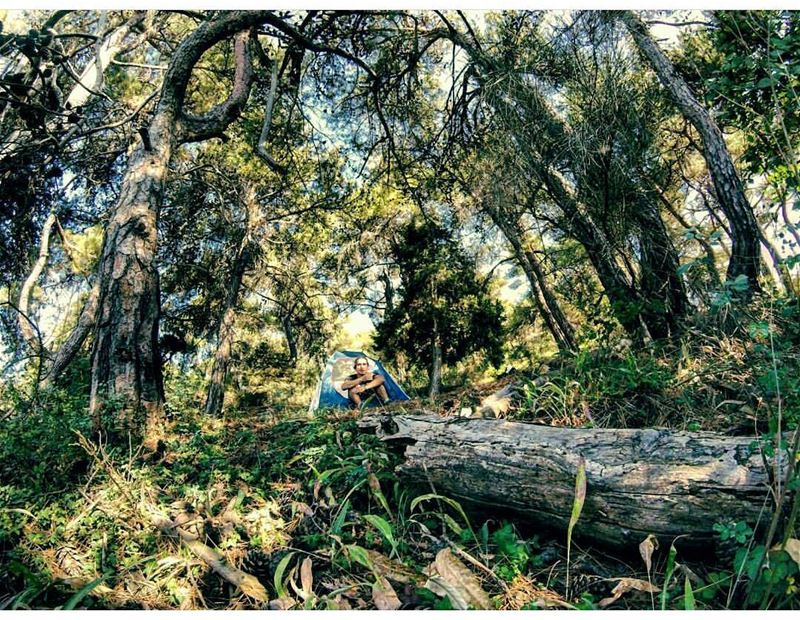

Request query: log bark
[
  {"left": 358, "top": 413, "right": 784, "bottom": 549},
  {"left": 619, "top": 10, "right": 763, "bottom": 297}
]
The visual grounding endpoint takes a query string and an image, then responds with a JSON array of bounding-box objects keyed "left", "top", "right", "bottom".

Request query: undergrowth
[{"left": 0, "top": 298, "right": 798, "bottom": 609}]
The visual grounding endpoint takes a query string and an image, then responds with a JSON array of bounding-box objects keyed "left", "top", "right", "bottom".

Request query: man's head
[{"left": 353, "top": 356, "right": 370, "bottom": 376}]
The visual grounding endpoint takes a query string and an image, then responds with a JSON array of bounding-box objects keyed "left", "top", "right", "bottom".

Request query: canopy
[{"left": 309, "top": 350, "right": 410, "bottom": 411}]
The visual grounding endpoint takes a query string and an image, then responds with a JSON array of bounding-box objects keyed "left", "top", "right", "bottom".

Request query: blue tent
[{"left": 309, "top": 350, "right": 410, "bottom": 411}]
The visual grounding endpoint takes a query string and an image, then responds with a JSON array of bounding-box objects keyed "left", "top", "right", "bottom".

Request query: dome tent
[{"left": 309, "top": 350, "right": 410, "bottom": 411}]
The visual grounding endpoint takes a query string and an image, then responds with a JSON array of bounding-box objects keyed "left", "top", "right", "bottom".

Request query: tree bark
[
  {"left": 18, "top": 210, "right": 57, "bottom": 355},
  {"left": 634, "top": 200, "right": 689, "bottom": 338},
  {"left": 90, "top": 13, "right": 272, "bottom": 445},
  {"left": 358, "top": 413, "right": 784, "bottom": 548},
  {"left": 619, "top": 10, "right": 763, "bottom": 297},
  {"left": 429, "top": 315, "right": 442, "bottom": 398},
  {"left": 205, "top": 237, "right": 253, "bottom": 416}
]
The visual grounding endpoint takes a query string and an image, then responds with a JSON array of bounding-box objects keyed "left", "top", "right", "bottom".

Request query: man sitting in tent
[{"left": 340, "top": 356, "right": 391, "bottom": 409}]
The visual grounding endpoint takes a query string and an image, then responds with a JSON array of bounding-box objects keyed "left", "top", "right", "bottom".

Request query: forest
[{"left": 0, "top": 8, "right": 798, "bottom": 610}]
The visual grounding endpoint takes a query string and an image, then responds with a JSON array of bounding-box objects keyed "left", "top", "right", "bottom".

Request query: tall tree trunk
[
  {"left": 204, "top": 249, "right": 249, "bottom": 416},
  {"left": 547, "top": 175, "right": 645, "bottom": 338},
  {"left": 443, "top": 25, "right": 647, "bottom": 339},
  {"left": 205, "top": 180, "right": 259, "bottom": 416},
  {"left": 485, "top": 203, "right": 577, "bottom": 352},
  {"left": 18, "top": 210, "right": 57, "bottom": 355},
  {"left": 634, "top": 200, "right": 689, "bottom": 338},
  {"left": 429, "top": 314, "right": 442, "bottom": 398},
  {"left": 90, "top": 13, "right": 269, "bottom": 446},
  {"left": 620, "top": 10, "right": 763, "bottom": 297},
  {"left": 90, "top": 111, "right": 171, "bottom": 441}
]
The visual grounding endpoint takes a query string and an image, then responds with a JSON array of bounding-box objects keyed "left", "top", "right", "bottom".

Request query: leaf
[
  {"left": 300, "top": 557, "right": 314, "bottom": 599},
  {"left": 424, "top": 548, "right": 491, "bottom": 610},
  {"left": 364, "top": 514, "right": 397, "bottom": 554},
  {"left": 239, "top": 573, "right": 269, "bottom": 601},
  {"left": 410, "top": 493, "right": 477, "bottom": 545},
  {"left": 566, "top": 457, "right": 587, "bottom": 598},
  {"left": 268, "top": 596, "right": 296, "bottom": 610},
  {"left": 639, "top": 534, "right": 659, "bottom": 575},
  {"left": 661, "top": 543, "right": 678, "bottom": 610},
  {"left": 365, "top": 549, "right": 423, "bottom": 585},
  {"left": 345, "top": 544, "right": 374, "bottom": 571},
  {"left": 776, "top": 538, "right": 800, "bottom": 567},
  {"left": 273, "top": 551, "right": 296, "bottom": 599},
  {"left": 62, "top": 574, "right": 108, "bottom": 610},
  {"left": 599, "top": 578, "right": 661, "bottom": 608},
  {"left": 372, "top": 576, "right": 402, "bottom": 610},
  {"left": 684, "top": 575, "right": 696, "bottom": 610},
  {"left": 331, "top": 499, "right": 350, "bottom": 536},
  {"left": 367, "top": 473, "right": 394, "bottom": 517}
]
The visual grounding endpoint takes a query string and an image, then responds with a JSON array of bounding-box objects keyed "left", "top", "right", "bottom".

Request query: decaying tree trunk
[
  {"left": 359, "top": 413, "right": 784, "bottom": 548},
  {"left": 619, "top": 10, "right": 763, "bottom": 296}
]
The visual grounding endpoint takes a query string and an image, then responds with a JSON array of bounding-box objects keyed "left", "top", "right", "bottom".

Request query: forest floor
[{"left": 1, "top": 300, "right": 799, "bottom": 609}]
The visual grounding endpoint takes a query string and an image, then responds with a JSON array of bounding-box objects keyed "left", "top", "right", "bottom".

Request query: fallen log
[{"left": 358, "top": 413, "right": 786, "bottom": 549}]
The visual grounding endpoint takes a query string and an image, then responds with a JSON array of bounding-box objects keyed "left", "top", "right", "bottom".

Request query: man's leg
[
  {"left": 348, "top": 390, "right": 362, "bottom": 410},
  {"left": 376, "top": 384, "right": 390, "bottom": 404}
]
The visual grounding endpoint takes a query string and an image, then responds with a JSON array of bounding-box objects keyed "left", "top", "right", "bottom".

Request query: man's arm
[
  {"left": 359, "top": 373, "right": 384, "bottom": 391},
  {"left": 341, "top": 373, "right": 374, "bottom": 390}
]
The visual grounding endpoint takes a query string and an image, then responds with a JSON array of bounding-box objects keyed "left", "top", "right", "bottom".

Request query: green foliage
[
  {"left": 714, "top": 520, "right": 754, "bottom": 544},
  {"left": 374, "top": 217, "right": 504, "bottom": 383}
]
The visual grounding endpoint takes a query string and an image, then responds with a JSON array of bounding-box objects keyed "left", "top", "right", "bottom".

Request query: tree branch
[{"left": 178, "top": 30, "right": 255, "bottom": 144}]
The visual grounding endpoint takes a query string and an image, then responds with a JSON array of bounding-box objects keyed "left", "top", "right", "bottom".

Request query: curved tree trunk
[
  {"left": 89, "top": 13, "right": 271, "bottom": 446},
  {"left": 18, "top": 210, "right": 57, "bottom": 355},
  {"left": 359, "top": 413, "right": 785, "bottom": 549},
  {"left": 620, "top": 10, "right": 763, "bottom": 297},
  {"left": 41, "top": 280, "right": 99, "bottom": 388}
]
